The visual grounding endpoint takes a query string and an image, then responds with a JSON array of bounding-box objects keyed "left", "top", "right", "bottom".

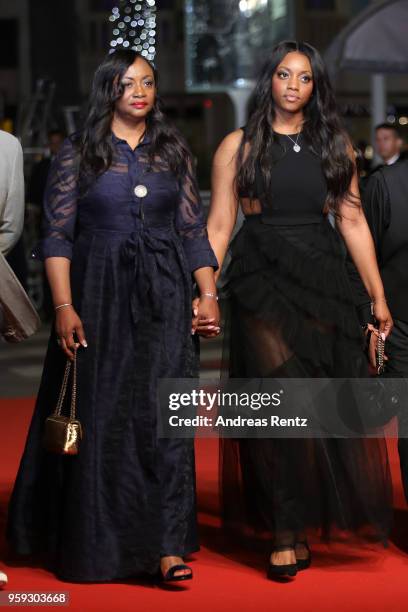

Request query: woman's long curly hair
[
  {"left": 236, "top": 40, "right": 358, "bottom": 215},
  {"left": 75, "top": 49, "right": 191, "bottom": 190}
]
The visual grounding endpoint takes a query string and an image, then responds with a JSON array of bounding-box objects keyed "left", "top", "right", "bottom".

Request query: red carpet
[{"left": 1, "top": 398, "right": 408, "bottom": 612}]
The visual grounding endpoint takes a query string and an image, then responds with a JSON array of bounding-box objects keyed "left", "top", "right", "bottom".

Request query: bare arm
[
  {"left": 336, "top": 159, "right": 392, "bottom": 338},
  {"left": 45, "top": 257, "right": 87, "bottom": 358},
  {"left": 207, "top": 130, "right": 242, "bottom": 282},
  {"left": 45, "top": 257, "right": 72, "bottom": 307}
]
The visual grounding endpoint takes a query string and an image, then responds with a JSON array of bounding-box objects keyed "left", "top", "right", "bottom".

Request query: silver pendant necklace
[{"left": 286, "top": 132, "right": 302, "bottom": 153}]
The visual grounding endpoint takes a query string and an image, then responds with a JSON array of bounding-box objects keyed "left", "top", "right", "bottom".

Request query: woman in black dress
[
  {"left": 7, "top": 50, "right": 219, "bottom": 582},
  {"left": 206, "top": 41, "right": 393, "bottom": 579}
]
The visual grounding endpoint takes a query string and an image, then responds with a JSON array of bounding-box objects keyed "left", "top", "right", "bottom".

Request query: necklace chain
[{"left": 286, "top": 132, "right": 302, "bottom": 153}]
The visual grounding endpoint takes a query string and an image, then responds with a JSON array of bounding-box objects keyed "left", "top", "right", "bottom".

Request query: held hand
[
  {"left": 195, "top": 296, "right": 220, "bottom": 338},
  {"left": 372, "top": 299, "right": 393, "bottom": 339},
  {"left": 55, "top": 306, "right": 88, "bottom": 360},
  {"left": 191, "top": 297, "right": 200, "bottom": 334}
]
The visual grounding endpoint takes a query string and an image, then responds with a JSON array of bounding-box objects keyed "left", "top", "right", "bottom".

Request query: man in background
[
  {"left": 372, "top": 123, "right": 404, "bottom": 172},
  {"left": 0, "top": 128, "right": 25, "bottom": 588},
  {"left": 0, "top": 130, "right": 24, "bottom": 257},
  {"left": 351, "top": 157, "right": 408, "bottom": 501}
]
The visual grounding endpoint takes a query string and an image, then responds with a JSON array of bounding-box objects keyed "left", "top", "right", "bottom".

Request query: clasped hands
[{"left": 191, "top": 296, "right": 221, "bottom": 338}]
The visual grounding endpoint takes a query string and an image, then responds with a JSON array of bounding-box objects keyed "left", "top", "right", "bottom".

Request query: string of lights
[{"left": 108, "top": 0, "right": 156, "bottom": 61}]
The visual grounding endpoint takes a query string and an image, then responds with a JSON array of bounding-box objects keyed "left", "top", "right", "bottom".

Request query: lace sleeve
[
  {"left": 35, "top": 137, "right": 79, "bottom": 260},
  {"left": 175, "top": 158, "right": 218, "bottom": 272}
]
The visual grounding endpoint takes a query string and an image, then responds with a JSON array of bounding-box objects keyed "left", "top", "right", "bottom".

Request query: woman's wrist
[
  {"left": 200, "top": 291, "right": 218, "bottom": 301},
  {"left": 371, "top": 294, "right": 386, "bottom": 303},
  {"left": 54, "top": 302, "right": 73, "bottom": 311},
  {"left": 370, "top": 295, "right": 387, "bottom": 315}
]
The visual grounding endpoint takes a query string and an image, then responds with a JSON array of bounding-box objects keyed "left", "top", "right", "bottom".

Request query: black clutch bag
[
  {"left": 340, "top": 332, "right": 401, "bottom": 432},
  {"left": 43, "top": 350, "right": 83, "bottom": 455}
]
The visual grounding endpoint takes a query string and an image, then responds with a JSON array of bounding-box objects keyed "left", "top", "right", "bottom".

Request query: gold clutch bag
[{"left": 43, "top": 350, "right": 83, "bottom": 455}]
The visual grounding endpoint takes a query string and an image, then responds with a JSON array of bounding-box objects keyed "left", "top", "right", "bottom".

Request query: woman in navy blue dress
[{"left": 7, "top": 50, "right": 219, "bottom": 583}]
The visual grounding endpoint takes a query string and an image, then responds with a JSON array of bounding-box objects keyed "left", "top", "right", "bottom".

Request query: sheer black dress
[
  {"left": 6, "top": 133, "right": 218, "bottom": 581},
  {"left": 221, "top": 132, "right": 392, "bottom": 548}
]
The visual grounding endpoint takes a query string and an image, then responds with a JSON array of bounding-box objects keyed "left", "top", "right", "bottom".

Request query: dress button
[{"left": 134, "top": 184, "right": 148, "bottom": 198}]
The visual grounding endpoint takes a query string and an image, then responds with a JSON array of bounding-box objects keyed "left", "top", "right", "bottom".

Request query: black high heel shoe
[
  {"left": 295, "top": 541, "right": 312, "bottom": 571},
  {"left": 159, "top": 563, "right": 193, "bottom": 582},
  {"left": 267, "top": 546, "right": 298, "bottom": 580}
]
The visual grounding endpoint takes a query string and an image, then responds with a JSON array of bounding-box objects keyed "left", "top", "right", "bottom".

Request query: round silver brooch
[{"left": 134, "top": 184, "right": 148, "bottom": 198}]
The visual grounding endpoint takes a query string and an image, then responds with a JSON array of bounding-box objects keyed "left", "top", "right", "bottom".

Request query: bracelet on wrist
[
  {"left": 201, "top": 292, "right": 218, "bottom": 301},
  {"left": 55, "top": 303, "right": 72, "bottom": 311},
  {"left": 370, "top": 297, "right": 387, "bottom": 315}
]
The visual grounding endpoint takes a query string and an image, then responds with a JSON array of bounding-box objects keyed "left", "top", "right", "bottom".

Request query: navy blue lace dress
[{"left": 6, "top": 133, "right": 218, "bottom": 582}]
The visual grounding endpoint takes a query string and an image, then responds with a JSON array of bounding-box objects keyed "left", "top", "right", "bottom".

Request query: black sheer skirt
[{"left": 220, "top": 214, "right": 392, "bottom": 548}]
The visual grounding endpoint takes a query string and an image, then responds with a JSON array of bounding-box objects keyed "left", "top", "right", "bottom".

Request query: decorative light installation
[{"left": 109, "top": 0, "right": 156, "bottom": 61}]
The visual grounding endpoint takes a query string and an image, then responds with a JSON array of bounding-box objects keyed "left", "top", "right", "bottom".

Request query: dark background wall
[{"left": 29, "top": 0, "right": 80, "bottom": 105}]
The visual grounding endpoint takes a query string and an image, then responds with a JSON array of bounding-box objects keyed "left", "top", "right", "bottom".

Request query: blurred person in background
[
  {"left": 0, "top": 128, "right": 25, "bottom": 588},
  {"left": 0, "top": 130, "right": 24, "bottom": 256},
  {"left": 349, "top": 156, "right": 408, "bottom": 503},
  {"left": 372, "top": 123, "right": 403, "bottom": 173}
]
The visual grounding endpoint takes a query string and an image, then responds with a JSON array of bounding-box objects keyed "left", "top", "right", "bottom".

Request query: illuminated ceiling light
[{"left": 399, "top": 116, "right": 408, "bottom": 125}]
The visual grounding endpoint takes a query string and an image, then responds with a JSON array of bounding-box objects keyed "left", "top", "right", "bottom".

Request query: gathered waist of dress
[
  {"left": 78, "top": 222, "right": 176, "bottom": 237},
  {"left": 244, "top": 212, "right": 326, "bottom": 226}
]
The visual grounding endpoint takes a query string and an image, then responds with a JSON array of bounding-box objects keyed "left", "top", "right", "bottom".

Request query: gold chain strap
[{"left": 54, "top": 350, "right": 77, "bottom": 419}]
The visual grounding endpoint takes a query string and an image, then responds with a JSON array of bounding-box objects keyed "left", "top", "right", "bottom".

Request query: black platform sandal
[
  {"left": 160, "top": 564, "right": 193, "bottom": 582},
  {"left": 267, "top": 546, "right": 298, "bottom": 580},
  {"left": 295, "top": 541, "right": 312, "bottom": 571}
]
